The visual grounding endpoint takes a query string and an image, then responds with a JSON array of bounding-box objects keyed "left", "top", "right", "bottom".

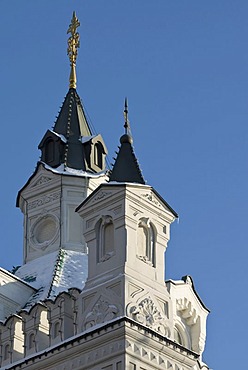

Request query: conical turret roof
[
  {"left": 53, "top": 87, "right": 92, "bottom": 169},
  {"left": 109, "top": 100, "right": 145, "bottom": 184},
  {"left": 54, "top": 88, "right": 91, "bottom": 138}
]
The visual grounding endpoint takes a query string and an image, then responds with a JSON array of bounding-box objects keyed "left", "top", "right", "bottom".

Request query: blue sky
[{"left": 1, "top": 1, "right": 248, "bottom": 368}]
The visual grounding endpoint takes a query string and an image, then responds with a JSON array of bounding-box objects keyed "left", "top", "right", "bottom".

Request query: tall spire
[
  {"left": 109, "top": 100, "right": 145, "bottom": 184},
  {"left": 67, "top": 11, "right": 80, "bottom": 89}
]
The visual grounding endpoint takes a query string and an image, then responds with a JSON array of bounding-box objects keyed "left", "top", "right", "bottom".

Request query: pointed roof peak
[
  {"left": 109, "top": 101, "right": 145, "bottom": 184},
  {"left": 53, "top": 88, "right": 91, "bottom": 139}
]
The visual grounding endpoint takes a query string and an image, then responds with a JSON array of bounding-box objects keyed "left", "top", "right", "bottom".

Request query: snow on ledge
[
  {"left": 50, "top": 131, "right": 67, "bottom": 143},
  {"left": 42, "top": 162, "right": 107, "bottom": 178}
]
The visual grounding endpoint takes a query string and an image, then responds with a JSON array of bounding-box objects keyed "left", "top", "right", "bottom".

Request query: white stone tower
[
  {"left": 73, "top": 104, "right": 209, "bottom": 369},
  {"left": 17, "top": 13, "right": 107, "bottom": 265}
]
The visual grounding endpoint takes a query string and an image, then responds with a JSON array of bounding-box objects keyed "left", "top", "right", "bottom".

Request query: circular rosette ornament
[{"left": 127, "top": 297, "right": 170, "bottom": 337}]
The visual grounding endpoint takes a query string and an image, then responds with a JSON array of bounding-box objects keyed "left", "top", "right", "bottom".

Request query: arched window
[
  {"left": 137, "top": 220, "right": 149, "bottom": 257},
  {"left": 150, "top": 224, "right": 156, "bottom": 266},
  {"left": 53, "top": 321, "right": 60, "bottom": 339},
  {"left": 174, "top": 327, "right": 183, "bottom": 345},
  {"left": 28, "top": 333, "right": 35, "bottom": 349},
  {"left": 96, "top": 216, "right": 115, "bottom": 262},
  {"left": 94, "top": 142, "right": 103, "bottom": 169},
  {"left": 137, "top": 219, "right": 156, "bottom": 266},
  {"left": 3, "top": 343, "right": 10, "bottom": 360}
]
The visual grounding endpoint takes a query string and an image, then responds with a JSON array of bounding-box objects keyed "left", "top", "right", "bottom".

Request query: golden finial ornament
[{"left": 67, "top": 11, "right": 80, "bottom": 89}]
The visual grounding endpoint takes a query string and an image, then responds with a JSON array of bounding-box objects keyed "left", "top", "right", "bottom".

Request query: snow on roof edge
[{"left": 42, "top": 162, "right": 107, "bottom": 178}]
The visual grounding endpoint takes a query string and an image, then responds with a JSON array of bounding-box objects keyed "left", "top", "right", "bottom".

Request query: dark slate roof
[
  {"left": 109, "top": 134, "right": 145, "bottom": 184},
  {"left": 54, "top": 88, "right": 91, "bottom": 138},
  {"left": 53, "top": 88, "right": 91, "bottom": 169}
]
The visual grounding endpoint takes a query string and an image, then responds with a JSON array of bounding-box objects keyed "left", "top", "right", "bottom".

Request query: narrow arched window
[
  {"left": 28, "top": 333, "right": 35, "bottom": 349},
  {"left": 150, "top": 223, "right": 156, "bottom": 267},
  {"left": 53, "top": 321, "right": 60, "bottom": 338},
  {"left": 96, "top": 216, "right": 115, "bottom": 262},
  {"left": 174, "top": 327, "right": 183, "bottom": 345},
  {"left": 94, "top": 142, "right": 103, "bottom": 169},
  {"left": 104, "top": 221, "right": 114, "bottom": 255},
  {"left": 137, "top": 219, "right": 156, "bottom": 267},
  {"left": 137, "top": 221, "right": 148, "bottom": 257},
  {"left": 3, "top": 343, "right": 10, "bottom": 360}
]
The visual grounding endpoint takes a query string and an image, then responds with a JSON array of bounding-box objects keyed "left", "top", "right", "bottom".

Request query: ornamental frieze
[{"left": 28, "top": 192, "right": 60, "bottom": 210}]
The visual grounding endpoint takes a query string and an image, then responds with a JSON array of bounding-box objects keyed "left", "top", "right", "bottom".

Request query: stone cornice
[{"left": 4, "top": 316, "right": 199, "bottom": 369}]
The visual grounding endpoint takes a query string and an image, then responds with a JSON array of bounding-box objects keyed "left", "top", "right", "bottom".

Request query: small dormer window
[
  {"left": 45, "top": 139, "right": 55, "bottom": 164},
  {"left": 94, "top": 142, "right": 104, "bottom": 169}
]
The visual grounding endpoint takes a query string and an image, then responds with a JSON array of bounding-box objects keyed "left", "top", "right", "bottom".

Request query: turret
[{"left": 15, "top": 13, "right": 107, "bottom": 283}]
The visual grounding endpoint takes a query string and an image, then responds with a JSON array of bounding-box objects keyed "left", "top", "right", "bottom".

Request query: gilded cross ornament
[{"left": 67, "top": 11, "right": 80, "bottom": 89}]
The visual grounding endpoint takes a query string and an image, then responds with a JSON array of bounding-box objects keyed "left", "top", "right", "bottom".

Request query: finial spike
[
  {"left": 67, "top": 12, "right": 80, "bottom": 89},
  {"left": 124, "top": 97, "right": 129, "bottom": 134},
  {"left": 123, "top": 97, "right": 132, "bottom": 136},
  {"left": 124, "top": 97, "right": 128, "bottom": 110}
]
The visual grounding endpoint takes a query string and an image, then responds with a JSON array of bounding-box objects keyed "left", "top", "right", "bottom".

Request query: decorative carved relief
[
  {"left": 84, "top": 298, "right": 118, "bottom": 329},
  {"left": 176, "top": 298, "right": 198, "bottom": 325},
  {"left": 176, "top": 298, "right": 205, "bottom": 353},
  {"left": 28, "top": 192, "right": 60, "bottom": 210},
  {"left": 91, "top": 191, "right": 112, "bottom": 203},
  {"left": 31, "top": 176, "right": 52, "bottom": 188},
  {"left": 141, "top": 193, "right": 161, "bottom": 208},
  {"left": 128, "top": 297, "right": 170, "bottom": 336}
]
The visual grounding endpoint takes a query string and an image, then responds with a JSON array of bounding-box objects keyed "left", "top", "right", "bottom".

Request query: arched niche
[
  {"left": 96, "top": 216, "right": 115, "bottom": 263},
  {"left": 137, "top": 218, "right": 156, "bottom": 267}
]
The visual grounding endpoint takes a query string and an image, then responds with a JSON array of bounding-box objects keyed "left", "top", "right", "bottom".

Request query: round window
[
  {"left": 30, "top": 215, "right": 59, "bottom": 249},
  {"left": 35, "top": 217, "right": 56, "bottom": 243}
]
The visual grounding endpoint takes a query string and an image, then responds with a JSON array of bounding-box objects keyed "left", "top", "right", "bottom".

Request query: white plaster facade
[
  {"left": 17, "top": 163, "right": 107, "bottom": 263},
  {"left": 0, "top": 269, "right": 36, "bottom": 322},
  {"left": 0, "top": 19, "right": 210, "bottom": 368},
  {"left": 0, "top": 176, "right": 210, "bottom": 370}
]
